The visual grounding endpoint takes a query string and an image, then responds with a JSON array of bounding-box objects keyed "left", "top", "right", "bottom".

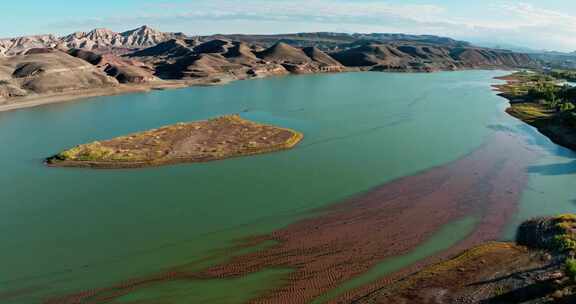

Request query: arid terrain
[
  {"left": 46, "top": 115, "right": 303, "bottom": 168},
  {"left": 0, "top": 26, "right": 537, "bottom": 112}
]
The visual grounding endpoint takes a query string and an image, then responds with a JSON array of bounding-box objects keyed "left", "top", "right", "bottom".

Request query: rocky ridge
[
  {"left": 0, "top": 26, "right": 183, "bottom": 56},
  {"left": 0, "top": 34, "right": 61, "bottom": 56},
  {"left": 61, "top": 26, "right": 184, "bottom": 54}
]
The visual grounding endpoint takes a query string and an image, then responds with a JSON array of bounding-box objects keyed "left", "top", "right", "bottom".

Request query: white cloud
[
  {"left": 48, "top": 0, "right": 576, "bottom": 51},
  {"left": 142, "top": 0, "right": 446, "bottom": 24},
  {"left": 468, "top": 2, "right": 576, "bottom": 51},
  {"left": 499, "top": 2, "right": 576, "bottom": 28}
]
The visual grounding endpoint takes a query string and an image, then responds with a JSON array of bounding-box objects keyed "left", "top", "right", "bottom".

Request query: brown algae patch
[{"left": 46, "top": 115, "right": 303, "bottom": 168}]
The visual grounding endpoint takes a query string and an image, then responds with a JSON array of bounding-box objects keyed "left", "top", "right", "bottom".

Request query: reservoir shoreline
[
  {"left": 493, "top": 73, "right": 576, "bottom": 152},
  {"left": 0, "top": 77, "right": 231, "bottom": 113},
  {"left": 0, "top": 67, "right": 513, "bottom": 114}
]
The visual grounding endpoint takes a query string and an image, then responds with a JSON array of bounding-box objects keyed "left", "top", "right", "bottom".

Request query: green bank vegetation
[
  {"left": 503, "top": 71, "right": 576, "bottom": 121},
  {"left": 551, "top": 70, "right": 576, "bottom": 83},
  {"left": 497, "top": 70, "right": 576, "bottom": 150},
  {"left": 552, "top": 214, "right": 576, "bottom": 281}
]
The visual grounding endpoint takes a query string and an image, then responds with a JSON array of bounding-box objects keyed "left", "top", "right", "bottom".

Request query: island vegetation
[{"left": 46, "top": 115, "right": 303, "bottom": 169}]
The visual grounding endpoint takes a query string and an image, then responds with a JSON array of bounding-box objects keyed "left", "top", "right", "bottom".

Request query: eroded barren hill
[{"left": 0, "top": 27, "right": 538, "bottom": 111}]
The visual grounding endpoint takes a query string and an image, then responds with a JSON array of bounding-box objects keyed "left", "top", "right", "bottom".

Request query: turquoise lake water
[{"left": 1, "top": 71, "right": 575, "bottom": 303}]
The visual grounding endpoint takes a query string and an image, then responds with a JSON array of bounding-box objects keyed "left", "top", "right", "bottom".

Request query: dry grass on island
[{"left": 46, "top": 115, "right": 303, "bottom": 168}]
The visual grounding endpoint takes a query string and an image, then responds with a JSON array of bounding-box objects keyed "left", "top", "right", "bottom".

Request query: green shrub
[
  {"left": 560, "top": 102, "right": 576, "bottom": 112},
  {"left": 566, "top": 258, "right": 576, "bottom": 281},
  {"left": 554, "top": 234, "right": 576, "bottom": 252}
]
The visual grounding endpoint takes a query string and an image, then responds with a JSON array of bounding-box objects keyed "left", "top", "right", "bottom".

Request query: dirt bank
[
  {"left": 350, "top": 243, "right": 553, "bottom": 304},
  {"left": 0, "top": 78, "right": 229, "bottom": 113}
]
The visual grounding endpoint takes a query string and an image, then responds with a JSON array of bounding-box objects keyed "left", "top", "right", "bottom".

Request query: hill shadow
[{"left": 527, "top": 160, "right": 576, "bottom": 176}]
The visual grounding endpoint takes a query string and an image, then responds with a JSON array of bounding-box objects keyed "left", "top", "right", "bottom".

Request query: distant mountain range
[
  {"left": 0, "top": 26, "right": 476, "bottom": 57},
  {"left": 2, "top": 25, "right": 569, "bottom": 63},
  {"left": 0, "top": 26, "right": 185, "bottom": 56},
  {"left": 0, "top": 34, "right": 60, "bottom": 56},
  {"left": 0, "top": 25, "right": 538, "bottom": 105},
  {"left": 203, "top": 32, "right": 471, "bottom": 51}
]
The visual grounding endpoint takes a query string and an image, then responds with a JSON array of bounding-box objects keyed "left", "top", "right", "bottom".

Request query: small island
[{"left": 46, "top": 115, "right": 303, "bottom": 168}]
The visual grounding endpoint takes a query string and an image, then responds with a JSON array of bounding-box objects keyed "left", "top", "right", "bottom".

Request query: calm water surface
[{"left": 1, "top": 71, "right": 575, "bottom": 303}]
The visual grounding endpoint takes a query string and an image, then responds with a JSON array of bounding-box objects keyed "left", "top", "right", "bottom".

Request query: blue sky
[{"left": 3, "top": 1, "right": 576, "bottom": 51}]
